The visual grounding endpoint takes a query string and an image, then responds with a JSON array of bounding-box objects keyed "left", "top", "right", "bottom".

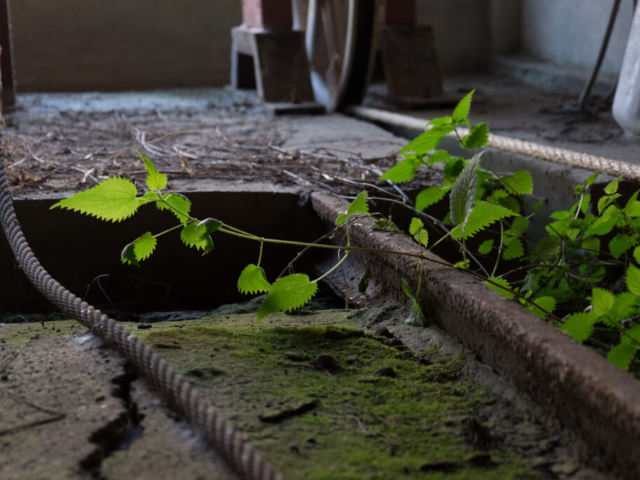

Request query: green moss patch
[{"left": 136, "top": 312, "right": 535, "bottom": 479}]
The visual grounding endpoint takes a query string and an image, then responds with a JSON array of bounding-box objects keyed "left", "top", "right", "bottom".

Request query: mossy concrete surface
[{"left": 1, "top": 309, "right": 608, "bottom": 479}]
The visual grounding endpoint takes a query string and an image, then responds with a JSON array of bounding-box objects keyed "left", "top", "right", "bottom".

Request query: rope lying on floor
[
  {"left": 0, "top": 116, "right": 283, "bottom": 480},
  {"left": 349, "top": 105, "right": 640, "bottom": 181}
]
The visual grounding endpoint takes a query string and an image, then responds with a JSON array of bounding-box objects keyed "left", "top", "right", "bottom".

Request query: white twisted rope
[{"left": 349, "top": 106, "right": 640, "bottom": 180}]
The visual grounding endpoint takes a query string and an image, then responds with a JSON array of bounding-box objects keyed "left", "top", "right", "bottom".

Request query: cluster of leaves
[
  {"left": 379, "top": 91, "right": 640, "bottom": 371},
  {"left": 51, "top": 91, "right": 640, "bottom": 371},
  {"left": 52, "top": 158, "right": 370, "bottom": 321}
]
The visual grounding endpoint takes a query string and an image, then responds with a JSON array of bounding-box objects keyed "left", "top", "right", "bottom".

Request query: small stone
[
  {"left": 374, "top": 366, "right": 396, "bottom": 378},
  {"left": 312, "top": 354, "right": 339, "bottom": 371},
  {"left": 384, "top": 338, "right": 402, "bottom": 347},
  {"left": 286, "top": 351, "right": 308, "bottom": 362},
  {"left": 137, "top": 323, "right": 152, "bottom": 329}
]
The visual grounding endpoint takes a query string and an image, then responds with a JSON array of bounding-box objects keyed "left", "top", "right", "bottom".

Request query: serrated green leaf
[
  {"left": 581, "top": 237, "right": 600, "bottom": 254},
  {"left": 138, "top": 151, "right": 167, "bottom": 191},
  {"left": 625, "top": 325, "right": 640, "bottom": 345},
  {"left": 484, "top": 277, "right": 514, "bottom": 299},
  {"left": 444, "top": 158, "right": 465, "bottom": 180},
  {"left": 450, "top": 154, "right": 482, "bottom": 225},
  {"left": 197, "top": 218, "right": 223, "bottom": 235},
  {"left": 335, "top": 213, "right": 348, "bottom": 226},
  {"left": 133, "top": 232, "right": 157, "bottom": 262},
  {"left": 535, "top": 236, "right": 561, "bottom": 256},
  {"left": 257, "top": 274, "right": 318, "bottom": 320},
  {"left": 453, "top": 90, "right": 474, "bottom": 124},
  {"left": 451, "top": 201, "right": 516, "bottom": 240},
  {"left": 610, "top": 292, "right": 636, "bottom": 321},
  {"left": 626, "top": 201, "right": 640, "bottom": 218},
  {"left": 604, "top": 176, "right": 622, "bottom": 195},
  {"left": 502, "top": 170, "right": 533, "bottom": 195},
  {"left": 586, "top": 173, "right": 598, "bottom": 186},
  {"left": 347, "top": 191, "right": 369, "bottom": 216},
  {"left": 533, "top": 200, "right": 544, "bottom": 211},
  {"left": 51, "top": 177, "right": 142, "bottom": 222},
  {"left": 417, "top": 229, "right": 428, "bottom": 247},
  {"left": 626, "top": 264, "right": 640, "bottom": 295},
  {"left": 379, "top": 157, "right": 422, "bottom": 183},
  {"left": 585, "top": 206, "right": 620, "bottom": 236},
  {"left": 401, "top": 126, "right": 454, "bottom": 157},
  {"left": 592, "top": 288, "right": 615, "bottom": 316},
  {"left": 509, "top": 217, "right": 529, "bottom": 237},
  {"left": 528, "top": 296, "right": 557, "bottom": 319},
  {"left": 238, "top": 264, "right": 272, "bottom": 295},
  {"left": 561, "top": 312, "right": 597, "bottom": 343},
  {"left": 427, "top": 150, "right": 451, "bottom": 165},
  {"left": 597, "top": 195, "right": 613, "bottom": 214},
  {"left": 462, "top": 122, "right": 489, "bottom": 149},
  {"left": 478, "top": 239, "right": 494, "bottom": 255},
  {"left": 634, "top": 246, "right": 640, "bottom": 263},
  {"left": 427, "top": 116, "right": 452, "bottom": 127},
  {"left": 608, "top": 343, "right": 636, "bottom": 370},
  {"left": 121, "top": 242, "right": 140, "bottom": 267},
  {"left": 416, "top": 185, "right": 451, "bottom": 211},
  {"left": 503, "top": 238, "right": 524, "bottom": 260},
  {"left": 579, "top": 194, "right": 591, "bottom": 214},
  {"left": 609, "top": 234, "right": 636, "bottom": 259},
  {"left": 157, "top": 193, "right": 192, "bottom": 224},
  {"left": 181, "top": 223, "right": 213, "bottom": 253},
  {"left": 409, "top": 218, "right": 424, "bottom": 235}
]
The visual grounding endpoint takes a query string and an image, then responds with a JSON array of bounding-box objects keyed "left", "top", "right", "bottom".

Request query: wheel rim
[{"left": 297, "top": 0, "right": 378, "bottom": 111}]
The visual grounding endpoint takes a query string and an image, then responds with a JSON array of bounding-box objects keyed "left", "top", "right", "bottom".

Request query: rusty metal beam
[{"left": 0, "top": 0, "right": 15, "bottom": 106}]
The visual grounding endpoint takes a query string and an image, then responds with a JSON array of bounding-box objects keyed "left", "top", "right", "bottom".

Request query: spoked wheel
[{"left": 294, "top": 0, "right": 378, "bottom": 112}]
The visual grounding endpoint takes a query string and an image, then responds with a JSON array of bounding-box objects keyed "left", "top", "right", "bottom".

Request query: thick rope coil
[{"left": 0, "top": 137, "right": 284, "bottom": 480}]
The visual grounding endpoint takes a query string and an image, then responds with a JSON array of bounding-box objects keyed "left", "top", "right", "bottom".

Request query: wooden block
[{"left": 379, "top": 25, "right": 443, "bottom": 101}]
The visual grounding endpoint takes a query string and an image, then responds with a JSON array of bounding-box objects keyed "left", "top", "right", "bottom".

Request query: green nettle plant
[{"left": 52, "top": 91, "right": 640, "bottom": 371}]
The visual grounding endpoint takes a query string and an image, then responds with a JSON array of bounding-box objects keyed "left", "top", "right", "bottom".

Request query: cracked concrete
[{"left": 0, "top": 326, "right": 238, "bottom": 480}]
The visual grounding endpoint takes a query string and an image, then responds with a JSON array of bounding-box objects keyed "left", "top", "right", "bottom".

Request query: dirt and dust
[{"left": 2, "top": 89, "right": 415, "bottom": 198}]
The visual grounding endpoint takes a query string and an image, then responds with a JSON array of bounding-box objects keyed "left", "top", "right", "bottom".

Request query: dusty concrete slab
[
  {"left": 0, "top": 324, "right": 238, "bottom": 480},
  {"left": 365, "top": 73, "right": 638, "bottom": 164},
  {"left": 1, "top": 310, "right": 616, "bottom": 479}
]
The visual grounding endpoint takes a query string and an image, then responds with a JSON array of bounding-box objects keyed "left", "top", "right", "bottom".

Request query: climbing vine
[{"left": 52, "top": 91, "right": 640, "bottom": 371}]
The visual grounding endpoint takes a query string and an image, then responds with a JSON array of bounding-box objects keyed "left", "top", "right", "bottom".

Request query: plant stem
[
  {"left": 314, "top": 251, "right": 350, "bottom": 283},
  {"left": 257, "top": 239, "right": 264, "bottom": 267},
  {"left": 491, "top": 220, "right": 504, "bottom": 277}
]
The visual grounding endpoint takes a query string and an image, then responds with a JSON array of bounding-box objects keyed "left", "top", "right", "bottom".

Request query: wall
[
  {"left": 418, "top": 0, "right": 491, "bottom": 74},
  {"left": 520, "top": 0, "right": 634, "bottom": 76},
  {"left": 9, "top": 0, "right": 490, "bottom": 92},
  {"left": 10, "top": 0, "right": 240, "bottom": 92}
]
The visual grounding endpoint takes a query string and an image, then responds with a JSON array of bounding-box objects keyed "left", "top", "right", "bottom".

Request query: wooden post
[
  {"left": 231, "top": 0, "right": 321, "bottom": 112},
  {"left": 376, "top": 0, "right": 460, "bottom": 108}
]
